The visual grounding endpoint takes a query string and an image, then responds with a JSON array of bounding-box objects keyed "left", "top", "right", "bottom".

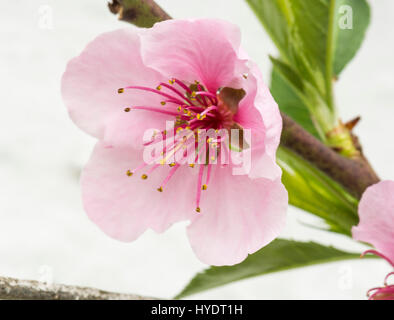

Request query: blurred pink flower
[
  {"left": 353, "top": 181, "right": 394, "bottom": 300},
  {"left": 61, "top": 19, "right": 287, "bottom": 266},
  {"left": 362, "top": 250, "right": 394, "bottom": 300},
  {"left": 353, "top": 181, "right": 394, "bottom": 263}
]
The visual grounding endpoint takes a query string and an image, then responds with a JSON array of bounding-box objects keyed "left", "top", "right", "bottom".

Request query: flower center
[{"left": 118, "top": 78, "right": 245, "bottom": 213}]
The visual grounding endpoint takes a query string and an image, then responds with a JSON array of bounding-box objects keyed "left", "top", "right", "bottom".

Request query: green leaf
[
  {"left": 246, "top": 0, "right": 370, "bottom": 134},
  {"left": 277, "top": 146, "right": 359, "bottom": 235},
  {"left": 333, "top": 0, "right": 370, "bottom": 76},
  {"left": 270, "top": 60, "right": 322, "bottom": 139},
  {"left": 176, "top": 239, "right": 361, "bottom": 299},
  {"left": 246, "top": 0, "right": 331, "bottom": 99}
]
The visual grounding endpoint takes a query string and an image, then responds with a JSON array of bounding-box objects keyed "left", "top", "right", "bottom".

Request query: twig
[
  {"left": 108, "top": 0, "right": 170, "bottom": 27},
  {"left": 281, "top": 113, "right": 379, "bottom": 199},
  {"left": 0, "top": 276, "right": 156, "bottom": 300}
]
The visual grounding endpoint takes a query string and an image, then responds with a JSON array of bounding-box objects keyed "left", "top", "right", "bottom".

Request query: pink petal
[
  {"left": 140, "top": 19, "right": 248, "bottom": 93},
  {"left": 187, "top": 165, "right": 288, "bottom": 266},
  {"left": 234, "top": 61, "right": 282, "bottom": 180},
  {"left": 103, "top": 109, "right": 174, "bottom": 150},
  {"left": 81, "top": 142, "right": 195, "bottom": 242},
  {"left": 62, "top": 28, "right": 164, "bottom": 139},
  {"left": 352, "top": 181, "right": 394, "bottom": 263}
]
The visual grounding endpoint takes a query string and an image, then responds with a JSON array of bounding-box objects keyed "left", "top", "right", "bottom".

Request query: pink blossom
[
  {"left": 353, "top": 181, "right": 394, "bottom": 300},
  {"left": 362, "top": 250, "right": 394, "bottom": 300},
  {"left": 61, "top": 19, "right": 287, "bottom": 266},
  {"left": 352, "top": 181, "right": 394, "bottom": 263}
]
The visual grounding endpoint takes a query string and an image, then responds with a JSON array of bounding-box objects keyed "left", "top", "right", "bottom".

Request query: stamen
[
  {"left": 124, "top": 86, "right": 186, "bottom": 106},
  {"left": 384, "top": 272, "right": 394, "bottom": 286},
  {"left": 159, "top": 82, "right": 194, "bottom": 106},
  {"left": 200, "top": 105, "right": 218, "bottom": 117},
  {"left": 172, "top": 78, "right": 193, "bottom": 94},
  {"left": 128, "top": 106, "right": 180, "bottom": 117},
  {"left": 361, "top": 250, "right": 394, "bottom": 267},
  {"left": 196, "top": 83, "right": 208, "bottom": 106},
  {"left": 206, "top": 164, "right": 212, "bottom": 185},
  {"left": 159, "top": 164, "right": 181, "bottom": 191},
  {"left": 195, "top": 91, "right": 217, "bottom": 100},
  {"left": 195, "top": 165, "right": 205, "bottom": 212},
  {"left": 120, "top": 77, "right": 233, "bottom": 215}
]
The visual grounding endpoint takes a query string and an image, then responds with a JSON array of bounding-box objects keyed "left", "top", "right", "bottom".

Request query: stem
[
  {"left": 108, "top": 0, "right": 380, "bottom": 199},
  {"left": 108, "top": 0, "right": 170, "bottom": 27},
  {"left": 0, "top": 276, "right": 157, "bottom": 300},
  {"left": 281, "top": 113, "right": 379, "bottom": 199},
  {"left": 325, "top": 0, "right": 336, "bottom": 112}
]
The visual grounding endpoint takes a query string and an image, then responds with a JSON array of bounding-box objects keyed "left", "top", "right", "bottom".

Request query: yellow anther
[
  {"left": 126, "top": 170, "right": 133, "bottom": 177},
  {"left": 196, "top": 207, "right": 201, "bottom": 213},
  {"left": 160, "top": 159, "right": 166, "bottom": 165},
  {"left": 195, "top": 80, "right": 200, "bottom": 85},
  {"left": 156, "top": 85, "right": 162, "bottom": 90},
  {"left": 161, "top": 101, "right": 166, "bottom": 106},
  {"left": 157, "top": 186, "right": 163, "bottom": 192},
  {"left": 196, "top": 114, "right": 201, "bottom": 120},
  {"left": 169, "top": 79, "right": 175, "bottom": 85},
  {"left": 191, "top": 91, "right": 197, "bottom": 98},
  {"left": 169, "top": 163, "right": 176, "bottom": 167},
  {"left": 118, "top": 88, "right": 124, "bottom": 94},
  {"left": 189, "top": 164, "right": 195, "bottom": 168},
  {"left": 141, "top": 174, "right": 148, "bottom": 180},
  {"left": 163, "top": 130, "right": 167, "bottom": 135},
  {"left": 124, "top": 107, "right": 131, "bottom": 112},
  {"left": 202, "top": 184, "right": 207, "bottom": 191},
  {"left": 177, "top": 106, "right": 182, "bottom": 112},
  {"left": 207, "top": 138, "right": 212, "bottom": 143}
]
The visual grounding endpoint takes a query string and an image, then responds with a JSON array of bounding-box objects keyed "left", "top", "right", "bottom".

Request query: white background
[{"left": 0, "top": 0, "right": 393, "bottom": 299}]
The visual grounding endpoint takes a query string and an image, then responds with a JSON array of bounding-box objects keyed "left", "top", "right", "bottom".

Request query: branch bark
[
  {"left": 0, "top": 276, "right": 156, "bottom": 300},
  {"left": 108, "top": 0, "right": 170, "bottom": 27},
  {"left": 280, "top": 113, "right": 379, "bottom": 199}
]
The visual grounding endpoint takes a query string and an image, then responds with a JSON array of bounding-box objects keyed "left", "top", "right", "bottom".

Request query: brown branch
[
  {"left": 108, "top": 0, "right": 170, "bottom": 27},
  {"left": 107, "top": 0, "right": 380, "bottom": 199},
  {"left": 0, "top": 276, "right": 157, "bottom": 300},
  {"left": 281, "top": 113, "right": 379, "bottom": 199}
]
